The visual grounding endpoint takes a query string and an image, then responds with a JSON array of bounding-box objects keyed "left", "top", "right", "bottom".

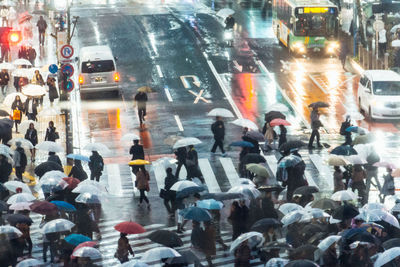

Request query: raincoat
[{"left": 135, "top": 169, "right": 150, "bottom": 191}]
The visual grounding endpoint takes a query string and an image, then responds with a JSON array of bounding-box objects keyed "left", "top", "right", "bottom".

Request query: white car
[{"left": 358, "top": 70, "right": 400, "bottom": 120}]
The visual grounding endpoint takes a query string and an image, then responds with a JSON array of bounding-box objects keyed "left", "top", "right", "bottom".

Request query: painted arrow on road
[
  {"left": 233, "top": 60, "right": 242, "bottom": 72},
  {"left": 180, "top": 75, "right": 201, "bottom": 88}
]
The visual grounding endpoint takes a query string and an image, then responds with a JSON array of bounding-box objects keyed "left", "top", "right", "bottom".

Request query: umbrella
[
  {"left": 231, "top": 118, "right": 258, "bottom": 130},
  {"left": 207, "top": 108, "right": 234, "bottom": 117},
  {"left": 51, "top": 201, "right": 76, "bottom": 212},
  {"left": 128, "top": 159, "right": 151, "bottom": 165},
  {"left": 6, "top": 214, "right": 33, "bottom": 226},
  {"left": 285, "top": 259, "right": 319, "bottom": 267},
  {"left": 65, "top": 234, "right": 92, "bottom": 246},
  {"left": 216, "top": 8, "right": 235, "bottom": 17},
  {"left": 36, "top": 141, "right": 64, "bottom": 153},
  {"left": 16, "top": 258, "right": 44, "bottom": 267},
  {"left": 278, "top": 155, "right": 302, "bottom": 168},
  {"left": 75, "top": 193, "right": 102, "bottom": 204},
  {"left": 18, "top": 13, "right": 32, "bottom": 24},
  {"left": 250, "top": 218, "right": 282, "bottom": 232},
  {"left": 330, "top": 145, "right": 358, "bottom": 156},
  {"left": 39, "top": 176, "right": 68, "bottom": 193},
  {"left": 293, "top": 186, "right": 319, "bottom": 196},
  {"left": 362, "top": 202, "right": 386, "bottom": 211},
  {"left": 12, "top": 68, "right": 32, "bottom": 78},
  {"left": 270, "top": 118, "right": 291, "bottom": 127},
  {"left": 356, "top": 209, "right": 384, "bottom": 222},
  {"left": 373, "top": 161, "right": 397, "bottom": 169},
  {"left": 4, "top": 180, "right": 31, "bottom": 193},
  {"left": 258, "top": 185, "right": 284, "bottom": 193},
  {"left": 141, "top": 247, "right": 181, "bottom": 262},
  {"left": 114, "top": 221, "right": 146, "bottom": 234},
  {"left": 366, "top": 151, "right": 380, "bottom": 165},
  {"left": 317, "top": 235, "right": 341, "bottom": 251},
  {"left": 308, "top": 101, "right": 329, "bottom": 108},
  {"left": 197, "top": 199, "right": 223, "bottom": 210},
  {"left": 265, "top": 111, "right": 286, "bottom": 123},
  {"left": 345, "top": 126, "right": 369, "bottom": 135},
  {"left": 279, "top": 203, "right": 304, "bottom": 215},
  {"left": 164, "top": 135, "right": 183, "bottom": 146},
  {"left": 137, "top": 86, "right": 153, "bottom": 93},
  {"left": 352, "top": 133, "right": 375, "bottom": 145},
  {"left": 9, "top": 202, "right": 31, "bottom": 211},
  {"left": 3, "top": 93, "right": 27, "bottom": 108},
  {"left": 173, "top": 137, "right": 202, "bottom": 149},
  {"left": 264, "top": 241, "right": 293, "bottom": 251},
  {"left": 242, "top": 153, "right": 266, "bottom": 164},
  {"left": 67, "top": 154, "right": 90, "bottom": 162},
  {"left": 281, "top": 210, "right": 308, "bottom": 226},
  {"left": 391, "top": 24, "right": 400, "bottom": 33},
  {"left": 327, "top": 155, "right": 350, "bottom": 166},
  {"left": 121, "top": 133, "right": 140, "bottom": 141},
  {"left": 266, "top": 258, "right": 290, "bottom": 266},
  {"left": 83, "top": 142, "right": 110, "bottom": 154},
  {"left": 239, "top": 178, "right": 256, "bottom": 187},
  {"left": 228, "top": 185, "right": 260, "bottom": 199},
  {"left": 382, "top": 238, "right": 400, "bottom": 250},
  {"left": 7, "top": 193, "right": 35, "bottom": 204},
  {"left": 13, "top": 58, "right": 32, "bottom": 67},
  {"left": 267, "top": 103, "right": 290, "bottom": 113},
  {"left": 200, "top": 192, "right": 245, "bottom": 201},
  {"left": 0, "top": 109, "right": 9, "bottom": 117},
  {"left": 0, "top": 200, "right": 8, "bottom": 211},
  {"left": 120, "top": 260, "right": 148, "bottom": 267},
  {"left": 165, "top": 250, "right": 200, "bottom": 265},
  {"left": 0, "top": 62, "right": 15, "bottom": 70},
  {"left": 245, "top": 131, "right": 265, "bottom": 141},
  {"left": 72, "top": 247, "right": 102, "bottom": 260},
  {"left": 379, "top": 211, "right": 400, "bottom": 228},
  {"left": 347, "top": 231, "right": 379, "bottom": 244},
  {"left": 392, "top": 40, "right": 400, "bottom": 47},
  {"left": 230, "top": 232, "right": 265, "bottom": 254},
  {"left": 41, "top": 170, "right": 66, "bottom": 181},
  {"left": 374, "top": 247, "right": 400, "bottom": 267},
  {"left": 30, "top": 201, "right": 58, "bottom": 215},
  {"left": 179, "top": 206, "right": 212, "bottom": 221},
  {"left": 246, "top": 163, "right": 269, "bottom": 177},
  {"left": 72, "top": 184, "right": 106, "bottom": 195},
  {"left": 147, "top": 230, "right": 183, "bottom": 247},
  {"left": 7, "top": 138, "right": 33, "bottom": 149},
  {"left": 345, "top": 155, "right": 367, "bottom": 165},
  {"left": 279, "top": 140, "right": 307, "bottom": 152},
  {"left": 42, "top": 218, "right": 75, "bottom": 234},
  {"left": 332, "top": 204, "right": 359, "bottom": 220},
  {"left": 170, "top": 180, "right": 199, "bottom": 191},
  {"left": 311, "top": 198, "right": 339, "bottom": 210},
  {"left": 71, "top": 241, "right": 98, "bottom": 259},
  {"left": 21, "top": 84, "right": 46, "bottom": 97},
  {"left": 0, "top": 225, "right": 23, "bottom": 239},
  {"left": 392, "top": 168, "right": 400, "bottom": 177},
  {"left": 229, "top": 141, "right": 254, "bottom": 148},
  {"left": 331, "top": 190, "right": 357, "bottom": 201},
  {"left": 78, "top": 180, "right": 107, "bottom": 192}
]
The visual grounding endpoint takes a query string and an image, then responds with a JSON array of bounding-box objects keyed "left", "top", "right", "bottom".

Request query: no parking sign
[
  {"left": 61, "top": 64, "right": 74, "bottom": 76},
  {"left": 60, "top": 44, "right": 74, "bottom": 59}
]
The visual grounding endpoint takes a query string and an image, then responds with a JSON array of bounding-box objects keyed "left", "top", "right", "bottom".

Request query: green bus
[{"left": 272, "top": 0, "right": 340, "bottom": 55}]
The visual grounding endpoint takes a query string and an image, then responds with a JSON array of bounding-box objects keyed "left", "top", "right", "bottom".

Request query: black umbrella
[
  {"left": 279, "top": 140, "right": 307, "bottom": 153},
  {"left": 308, "top": 101, "right": 329, "bottom": 108},
  {"left": 348, "top": 231, "right": 379, "bottom": 244},
  {"left": 251, "top": 218, "right": 282, "bottom": 232},
  {"left": 0, "top": 200, "right": 8, "bottom": 212},
  {"left": 332, "top": 204, "right": 359, "bottom": 220},
  {"left": 201, "top": 192, "right": 245, "bottom": 201},
  {"left": 0, "top": 118, "right": 13, "bottom": 128},
  {"left": 258, "top": 185, "right": 284, "bottom": 193},
  {"left": 265, "top": 111, "right": 286, "bottom": 123},
  {"left": 382, "top": 238, "right": 400, "bottom": 250},
  {"left": 34, "top": 161, "right": 64, "bottom": 178},
  {"left": 147, "top": 230, "right": 183, "bottom": 247},
  {"left": 285, "top": 259, "right": 319, "bottom": 267},
  {"left": 166, "top": 250, "right": 200, "bottom": 265},
  {"left": 242, "top": 153, "right": 266, "bottom": 164},
  {"left": 6, "top": 214, "right": 33, "bottom": 226},
  {"left": 311, "top": 198, "right": 339, "bottom": 210},
  {"left": 245, "top": 131, "right": 265, "bottom": 142},
  {"left": 300, "top": 224, "right": 325, "bottom": 238},
  {"left": 289, "top": 245, "right": 318, "bottom": 261},
  {"left": 0, "top": 183, "right": 7, "bottom": 192},
  {"left": 264, "top": 241, "right": 292, "bottom": 251},
  {"left": 330, "top": 145, "right": 358, "bottom": 156},
  {"left": 0, "top": 110, "right": 9, "bottom": 117},
  {"left": 293, "top": 186, "right": 319, "bottom": 196},
  {"left": 307, "top": 232, "right": 328, "bottom": 245}
]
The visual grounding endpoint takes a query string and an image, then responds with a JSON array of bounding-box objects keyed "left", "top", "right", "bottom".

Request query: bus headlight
[
  {"left": 327, "top": 42, "right": 340, "bottom": 53},
  {"left": 293, "top": 42, "right": 306, "bottom": 53}
]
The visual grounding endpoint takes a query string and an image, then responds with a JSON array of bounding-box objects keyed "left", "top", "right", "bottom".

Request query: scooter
[{"left": 224, "top": 29, "right": 234, "bottom": 47}]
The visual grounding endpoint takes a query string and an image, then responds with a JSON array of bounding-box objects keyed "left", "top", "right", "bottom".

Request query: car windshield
[
  {"left": 81, "top": 60, "right": 115, "bottom": 73},
  {"left": 373, "top": 81, "right": 400, "bottom": 95}
]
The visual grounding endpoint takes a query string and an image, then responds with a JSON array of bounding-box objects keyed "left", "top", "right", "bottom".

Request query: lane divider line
[
  {"left": 164, "top": 86, "right": 173, "bottom": 102},
  {"left": 174, "top": 115, "right": 184, "bottom": 131},
  {"left": 156, "top": 65, "right": 163, "bottom": 78}
]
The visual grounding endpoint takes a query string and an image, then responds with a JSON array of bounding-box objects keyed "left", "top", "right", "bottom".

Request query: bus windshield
[{"left": 295, "top": 13, "right": 337, "bottom": 37}]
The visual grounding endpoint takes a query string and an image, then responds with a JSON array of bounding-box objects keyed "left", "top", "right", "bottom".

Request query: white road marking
[
  {"left": 309, "top": 154, "right": 333, "bottom": 192},
  {"left": 188, "top": 89, "right": 209, "bottom": 103},
  {"left": 152, "top": 163, "right": 167, "bottom": 192},
  {"left": 174, "top": 115, "right": 184, "bottom": 131},
  {"left": 264, "top": 155, "right": 278, "bottom": 177},
  {"left": 164, "top": 86, "right": 173, "bottom": 102},
  {"left": 233, "top": 60, "right": 243, "bottom": 72},
  {"left": 219, "top": 157, "right": 241, "bottom": 187},
  {"left": 106, "top": 164, "right": 123, "bottom": 196},
  {"left": 198, "top": 158, "right": 221, "bottom": 193},
  {"left": 156, "top": 65, "right": 163, "bottom": 78}
]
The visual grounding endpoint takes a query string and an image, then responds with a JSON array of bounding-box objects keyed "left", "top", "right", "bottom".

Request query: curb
[{"left": 348, "top": 57, "right": 365, "bottom": 75}]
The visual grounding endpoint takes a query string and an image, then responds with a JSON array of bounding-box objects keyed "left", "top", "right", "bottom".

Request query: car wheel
[{"left": 368, "top": 106, "right": 374, "bottom": 121}]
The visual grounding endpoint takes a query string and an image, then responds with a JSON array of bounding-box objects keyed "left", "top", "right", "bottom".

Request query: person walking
[
  {"left": 333, "top": 166, "right": 345, "bottom": 192},
  {"left": 0, "top": 68, "right": 9, "bottom": 95},
  {"left": 26, "top": 46, "right": 36, "bottom": 67},
  {"left": 36, "top": 15, "right": 47, "bottom": 46},
  {"left": 68, "top": 159, "right": 88, "bottom": 181},
  {"left": 24, "top": 122, "right": 37, "bottom": 163},
  {"left": 284, "top": 158, "right": 307, "bottom": 201},
  {"left": 340, "top": 115, "right": 352, "bottom": 145},
  {"left": 89, "top": 151, "right": 104, "bottom": 182},
  {"left": 163, "top": 167, "right": 177, "bottom": 216},
  {"left": 228, "top": 201, "right": 248, "bottom": 241},
  {"left": 339, "top": 40, "right": 348, "bottom": 69},
  {"left": 24, "top": 96, "right": 37, "bottom": 121},
  {"left": 45, "top": 121, "right": 58, "bottom": 142},
  {"left": 190, "top": 220, "right": 204, "bottom": 251},
  {"left": 225, "top": 14, "right": 235, "bottom": 30},
  {"left": 32, "top": 70, "right": 44, "bottom": 85},
  {"left": 11, "top": 95, "right": 24, "bottom": 133},
  {"left": 42, "top": 232, "right": 60, "bottom": 263},
  {"left": 308, "top": 107, "right": 323, "bottom": 149},
  {"left": 135, "top": 165, "right": 150, "bottom": 209},
  {"left": 278, "top": 125, "right": 287, "bottom": 148},
  {"left": 203, "top": 221, "right": 216, "bottom": 267},
  {"left": 381, "top": 167, "right": 395, "bottom": 202},
  {"left": 134, "top": 91, "right": 148, "bottom": 126},
  {"left": 129, "top": 139, "right": 144, "bottom": 175},
  {"left": 211, "top": 116, "right": 226, "bottom": 156},
  {"left": 186, "top": 144, "right": 203, "bottom": 182},
  {"left": 264, "top": 122, "right": 275, "bottom": 150},
  {"left": 13, "top": 141, "right": 27, "bottom": 181},
  {"left": 174, "top": 146, "right": 187, "bottom": 178},
  {"left": 351, "top": 164, "right": 367, "bottom": 205},
  {"left": 47, "top": 151, "right": 62, "bottom": 168},
  {"left": 115, "top": 233, "right": 134, "bottom": 263},
  {"left": 1, "top": 42, "right": 9, "bottom": 62},
  {"left": 234, "top": 240, "right": 251, "bottom": 267},
  {"left": 210, "top": 209, "right": 228, "bottom": 250},
  {"left": 0, "top": 6, "right": 9, "bottom": 27},
  {"left": 47, "top": 77, "right": 58, "bottom": 106},
  {"left": 378, "top": 27, "right": 387, "bottom": 58},
  {"left": 0, "top": 154, "right": 12, "bottom": 183}
]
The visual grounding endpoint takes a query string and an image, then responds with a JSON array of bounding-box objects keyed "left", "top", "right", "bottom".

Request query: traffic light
[{"left": 0, "top": 27, "right": 22, "bottom": 45}]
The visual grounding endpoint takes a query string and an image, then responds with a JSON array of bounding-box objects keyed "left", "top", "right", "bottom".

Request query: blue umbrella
[
  {"left": 278, "top": 155, "right": 302, "bottom": 168},
  {"left": 179, "top": 207, "right": 212, "bottom": 221},
  {"left": 330, "top": 145, "right": 358, "bottom": 156},
  {"left": 50, "top": 201, "right": 76, "bottom": 212},
  {"left": 229, "top": 141, "right": 254, "bottom": 148},
  {"left": 64, "top": 234, "right": 91, "bottom": 246},
  {"left": 176, "top": 186, "right": 205, "bottom": 199},
  {"left": 67, "top": 154, "right": 90, "bottom": 162},
  {"left": 345, "top": 126, "right": 368, "bottom": 135},
  {"left": 197, "top": 199, "right": 224, "bottom": 210}
]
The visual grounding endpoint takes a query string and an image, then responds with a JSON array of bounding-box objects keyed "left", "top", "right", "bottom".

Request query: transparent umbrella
[
  {"left": 317, "top": 235, "right": 341, "bottom": 252},
  {"left": 36, "top": 141, "right": 64, "bottom": 153},
  {"left": 42, "top": 218, "right": 75, "bottom": 234},
  {"left": 207, "top": 108, "right": 234, "bottom": 118},
  {"left": 228, "top": 185, "right": 260, "bottom": 199},
  {"left": 3, "top": 93, "right": 27, "bottom": 107},
  {"left": 7, "top": 138, "right": 33, "bottom": 149},
  {"left": 75, "top": 193, "right": 102, "bottom": 204},
  {"left": 13, "top": 58, "right": 32, "bottom": 67},
  {"left": 4, "top": 180, "right": 31, "bottom": 193},
  {"left": 41, "top": 170, "right": 66, "bottom": 181},
  {"left": 172, "top": 137, "right": 202, "bottom": 149},
  {"left": 0, "top": 225, "right": 22, "bottom": 239},
  {"left": 121, "top": 133, "right": 140, "bottom": 141},
  {"left": 7, "top": 193, "right": 35, "bottom": 204},
  {"left": 16, "top": 258, "right": 44, "bottom": 267},
  {"left": 278, "top": 203, "right": 304, "bottom": 215},
  {"left": 230, "top": 118, "right": 258, "bottom": 130},
  {"left": 141, "top": 247, "right": 181, "bottom": 262},
  {"left": 72, "top": 247, "right": 102, "bottom": 260},
  {"left": 21, "top": 84, "right": 46, "bottom": 97},
  {"left": 331, "top": 190, "right": 357, "bottom": 201},
  {"left": 230, "top": 232, "right": 264, "bottom": 254},
  {"left": 374, "top": 247, "right": 400, "bottom": 267},
  {"left": 83, "top": 142, "right": 110, "bottom": 154}
]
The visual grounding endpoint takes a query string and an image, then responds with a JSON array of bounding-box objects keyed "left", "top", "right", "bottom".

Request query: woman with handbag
[
  {"left": 24, "top": 122, "right": 37, "bottom": 163},
  {"left": 45, "top": 121, "right": 58, "bottom": 142},
  {"left": 308, "top": 107, "right": 323, "bottom": 149},
  {"left": 135, "top": 165, "right": 150, "bottom": 209},
  {"left": 11, "top": 95, "right": 24, "bottom": 133}
]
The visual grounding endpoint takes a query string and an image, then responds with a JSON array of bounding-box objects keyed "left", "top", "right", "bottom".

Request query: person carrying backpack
[
  {"left": 340, "top": 115, "right": 352, "bottom": 145},
  {"left": 13, "top": 141, "right": 27, "bottom": 180},
  {"left": 89, "top": 151, "right": 104, "bottom": 182}
]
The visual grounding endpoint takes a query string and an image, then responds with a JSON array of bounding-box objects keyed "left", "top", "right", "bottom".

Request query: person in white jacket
[{"left": 0, "top": 6, "right": 9, "bottom": 27}]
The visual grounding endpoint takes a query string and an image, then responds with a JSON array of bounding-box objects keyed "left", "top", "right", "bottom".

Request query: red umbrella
[
  {"left": 63, "top": 177, "right": 81, "bottom": 189},
  {"left": 71, "top": 241, "right": 98, "bottom": 259},
  {"left": 373, "top": 162, "right": 397, "bottom": 170},
  {"left": 270, "top": 118, "right": 291, "bottom": 127},
  {"left": 114, "top": 221, "right": 146, "bottom": 234},
  {"left": 30, "top": 201, "right": 58, "bottom": 215}
]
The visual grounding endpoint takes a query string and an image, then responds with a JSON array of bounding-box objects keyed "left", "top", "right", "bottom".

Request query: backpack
[{"left": 340, "top": 121, "right": 350, "bottom": 135}]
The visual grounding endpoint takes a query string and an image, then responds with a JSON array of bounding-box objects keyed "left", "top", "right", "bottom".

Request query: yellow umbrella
[
  {"left": 138, "top": 86, "right": 152, "bottom": 93},
  {"left": 128, "top": 159, "right": 151, "bottom": 166}
]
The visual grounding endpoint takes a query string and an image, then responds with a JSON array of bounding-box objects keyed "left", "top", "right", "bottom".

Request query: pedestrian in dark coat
[
  {"left": 174, "top": 146, "right": 187, "bottom": 178},
  {"left": 284, "top": 159, "right": 307, "bottom": 201},
  {"left": 339, "top": 40, "right": 348, "bottom": 69},
  {"left": 190, "top": 221, "right": 204, "bottom": 250},
  {"left": 278, "top": 125, "right": 287, "bottom": 148},
  {"left": 68, "top": 159, "right": 87, "bottom": 181},
  {"left": 308, "top": 107, "right": 323, "bottom": 149},
  {"left": 322, "top": 243, "right": 339, "bottom": 267},
  {"left": 351, "top": 164, "right": 367, "bottom": 205},
  {"left": 27, "top": 46, "right": 36, "bottom": 66},
  {"left": 36, "top": 16, "right": 47, "bottom": 46},
  {"left": 381, "top": 167, "right": 395, "bottom": 201},
  {"left": 24, "top": 96, "right": 37, "bottom": 121},
  {"left": 186, "top": 145, "right": 203, "bottom": 182},
  {"left": 163, "top": 167, "right": 177, "bottom": 215},
  {"left": 13, "top": 142, "right": 27, "bottom": 180},
  {"left": 24, "top": 122, "right": 37, "bottom": 162},
  {"left": 115, "top": 233, "right": 134, "bottom": 263},
  {"left": 211, "top": 116, "right": 226, "bottom": 156},
  {"left": 203, "top": 221, "right": 216, "bottom": 267},
  {"left": 89, "top": 151, "right": 104, "bottom": 182},
  {"left": 228, "top": 201, "right": 249, "bottom": 241},
  {"left": 134, "top": 91, "right": 147, "bottom": 125},
  {"left": 0, "top": 69, "right": 9, "bottom": 95},
  {"left": 333, "top": 166, "right": 345, "bottom": 193},
  {"left": 11, "top": 95, "right": 24, "bottom": 133},
  {"left": 44, "top": 121, "right": 57, "bottom": 141},
  {"left": 135, "top": 166, "right": 150, "bottom": 208},
  {"left": 75, "top": 204, "right": 93, "bottom": 239},
  {"left": 129, "top": 139, "right": 144, "bottom": 175},
  {"left": 234, "top": 240, "right": 251, "bottom": 267},
  {"left": 0, "top": 154, "right": 11, "bottom": 183},
  {"left": 1, "top": 42, "right": 9, "bottom": 62},
  {"left": 47, "top": 77, "right": 58, "bottom": 105},
  {"left": 210, "top": 209, "right": 228, "bottom": 250},
  {"left": 47, "top": 152, "right": 62, "bottom": 168}
]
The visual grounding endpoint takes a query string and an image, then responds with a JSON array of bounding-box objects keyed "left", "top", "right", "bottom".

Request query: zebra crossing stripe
[
  {"left": 309, "top": 154, "right": 333, "bottom": 191},
  {"left": 264, "top": 155, "right": 278, "bottom": 176},
  {"left": 219, "top": 157, "right": 241, "bottom": 187},
  {"left": 198, "top": 159, "right": 221, "bottom": 193},
  {"left": 106, "top": 164, "right": 123, "bottom": 196}
]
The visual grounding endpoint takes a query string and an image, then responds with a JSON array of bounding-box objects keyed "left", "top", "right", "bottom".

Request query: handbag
[
  {"left": 159, "top": 189, "right": 167, "bottom": 199},
  {"left": 12, "top": 110, "right": 21, "bottom": 121},
  {"left": 54, "top": 132, "right": 60, "bottom": 139}
]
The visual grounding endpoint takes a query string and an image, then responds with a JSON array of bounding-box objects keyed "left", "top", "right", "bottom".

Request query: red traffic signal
[
  {"left": 0, "top": 27, "right": 22, "bottom": 45},
  {"left": 8, "top": 31, "right": 22, "bottom": 44}
]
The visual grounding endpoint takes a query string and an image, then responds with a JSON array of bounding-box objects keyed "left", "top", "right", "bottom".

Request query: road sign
[
  {"left": 48, "top": 64, "right": 58, "bottom": 74},
  {"left": 373, "top": 20, "right": 384, "bottom": 32},
  {"left": 60, "top": 44, "right": 74, "bottom": 59},
  {"left": 62, "top": 79, "right": 74, "bottom": 92},
  {"left": 61, "top": 64, "right": 74, "bottom": 76},
  {"left": 57, "top": 32, "right": 67, "bottom": 61}
]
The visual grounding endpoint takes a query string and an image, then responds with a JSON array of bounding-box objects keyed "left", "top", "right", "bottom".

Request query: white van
[
  {"left": 358, "top": 70, "right": 400, "bottom": 119},
  {"left": 77, "top": 45, "right": 120, "bottom": 93}
]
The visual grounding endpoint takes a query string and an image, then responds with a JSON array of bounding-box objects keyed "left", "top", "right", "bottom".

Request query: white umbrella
[
  {"left": 4, "top": 180, "right": 31, "bottom": 193},
  {"left": 41, "top": 170, "right": 66, "bottom": 181},
  {"left": 392, "top": 40, "right": 400, "bottom": 47},
  {"left": 13, "top": 58, "right": 32, "bottom": 67},
  {"left": 362, "top": 203, "right": 386, "bottom": 211},
  {"left": 78, "top": 180, "right": 107, "bottom": 192},
  {"left": 331, "top": 190, "right": 357, "bottom": 201},
  {"left": 120, "top": 260, "right": 149, "bottom": 267},
  {"left": 8, "top": 138, "right": 34, "bottom": 149},
  {"left": 12, "top": 68, "right": 32, "bottom": 78},
  {"left": 216, "top": 8, "right": 235, "bottom": 18},
  {"left": 0, "top": 225, "right": 23, "bottom": 239},
  {"left": 72, "top": 184, "right": 106, "bottom": 195},
  {"left": 38, "top": 107, "right": 61, "bottom": 117},
  {"left": 380, "top": 211, "right": 400, "bottom": 228},
  {"left": 0, "top": 144, "right": 12, "bottom": 155},
  {"left": 355, "top": 209, "right": 382, "bottom": 222},
  {"left": 207, "top": 108, "right": 234, "bottom": 118},
  {"left": 281, "top": 210, "right": 308, "bottom": 226},
  {"left": 22, "top": 84, "right": 46, "bottom": 97},
  {"left": 172, "top": 137, "right": 202, "bottom": 149},
  {"left": 229, "top": 232, "right": 264, "bottom": 254},
  {"left": 72, "top": 247, "right": 102, "bottom": 260},
  {"left": 75, "top": 193, "right": 102, "bottom": 204},
  {"left": 278, "top": 203, "right": 304, "bottom": 215},
  {"left": 317, "top": 235, "right": 341, "bottom": 252},
  {"left": 374, "top": 247, "right": 400, "bottom": 267},
  {"left": 227, "top": 185, "right": 260, "bottom": 199},
  {"left": 121, "top": 133, "right": 140, "bottom": 141},
  {"left": 140, "top": 247, "right": 181, "bottom": 262},
  {"left": 9, "top": 202, "right": 32, "bottom": 211},
  {"left": 7, "top": 193, "right": 35, "bottom": 204},
  {"left": 266, "top": 103, "right": 290, "bottom": 113},
  {"left": 345, "top": 155, "right": 367, "bottom": 165},
  {"left": 3, "top": 93, "right": 27, "bottom": 107},
  {"left": 39, "top": 176, "right": 68, "bottom": 193},
  {"left": 153, "top": 157, "right": 177, "bottom": 168},
  {"left": 16, "top": 258, "right": 44, "bottom": 267},
  {"left": 36, "top": 141, "right": 64, "bottom": 153},
  {"left": 266, "top": 258, "right": 290, "bottom": 267},
  {"left": 83, "top": 142, "right": 110, "bottom": 154},
  {"left": 391, "top": 24, "right": 400, "bottom": 33},
  {"left": 231, "top": 118, "right": 258, "bottom": 130},
  {"left": 0, "top": 62, "right": 15, "bottom": 70},
  {"left": 42, "top": 218, "right": 75, "bottom": 234},
  {"left": 170, "top": 180, "right": 199, "bottom": 191},
  {"left": 302, "top": 208, "right": 329, "bottom": 220}
]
